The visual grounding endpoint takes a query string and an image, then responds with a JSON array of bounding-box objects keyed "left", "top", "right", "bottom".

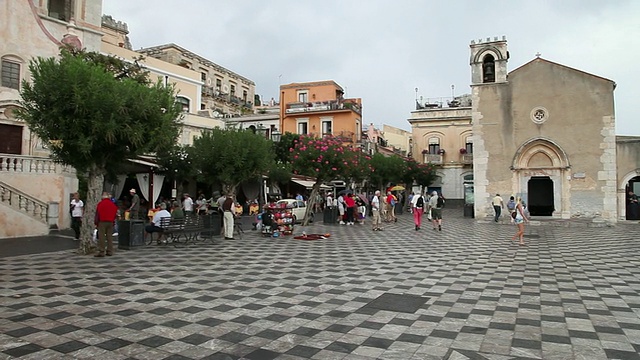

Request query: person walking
[
  {"left": 428, "top": 191, "right": 444, "bottom": 231},
  {"left": 492, "top": 193, "right": 504, "bottom": 222},
  {"left": 511, "top": 197, "right": 529, "bottom": 246},
  {"left": 371, "top": 190, "right": 382, "bottom": 231},
  {"left": 95, "top": 192, "right": 118, "bottom": 257},
  {"left": 506, "top": 196, "right": 517, "bottom": 223},
  {"left": 222, "top": 194, "right": 235, "bottom": 240},
  {"left": 183, "top": 193, "right": 194, "bottom": 217},
  {"left": 411, "top": 191, "right": 425, "bottom": 230},
  {"left": 128, "top": 189, "right": 139, "bottom": 220},
  {"left": 70, "top": 192, "right": 84, "bottom": 240}
]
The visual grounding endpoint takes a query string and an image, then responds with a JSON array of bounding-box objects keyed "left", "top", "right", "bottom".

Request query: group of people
[
  {"left": 492, "top": 193, "right": 530, "bottom": 246},
  {"left": 407, "top": 191, "right": 445, "bottom": 232}
]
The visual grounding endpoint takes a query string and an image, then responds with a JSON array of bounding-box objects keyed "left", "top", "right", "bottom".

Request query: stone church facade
[{"left": 469, "top": 36, "right": 639, "bottom": 223}]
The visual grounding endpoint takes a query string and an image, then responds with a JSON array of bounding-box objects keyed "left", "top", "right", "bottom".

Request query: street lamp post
[{"left": 270, "top": 129, "right": 282, "bottom": 143}]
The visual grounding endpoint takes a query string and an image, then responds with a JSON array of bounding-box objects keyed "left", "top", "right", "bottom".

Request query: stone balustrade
[
  {"left": 0, "top": 154, "right": 75, "bottom": 175},
  {"left": 0, "top": 181, "right": 51, "bottom": 224}
]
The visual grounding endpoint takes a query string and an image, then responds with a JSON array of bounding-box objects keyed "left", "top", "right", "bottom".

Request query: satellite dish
[{"left": 222, "top": 84, "right": 229, "bottom": 93}]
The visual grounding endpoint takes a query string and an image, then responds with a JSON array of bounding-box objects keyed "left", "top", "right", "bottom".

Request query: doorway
[
  {"left": 527, "top": 176, "right": 554, "bottom": 216},
  {"left": 0, "top": 124, "right": 23, "bottom": 154},
  {"left": 626, "top": 176, "right": 640, "bottom": 220}
]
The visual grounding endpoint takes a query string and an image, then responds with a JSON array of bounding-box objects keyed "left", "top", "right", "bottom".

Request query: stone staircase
[
  {"left": 0, "top": 180, "right": 55, "bottom": 226},
  {"left": 0, "top": 153, "right": 75, "bottom": 238}
]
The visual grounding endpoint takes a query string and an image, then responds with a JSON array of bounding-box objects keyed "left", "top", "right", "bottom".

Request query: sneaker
[
  {"left": 438, "top": 225, "right": 442, "bottom": 231},
  {"left": 112, "top": 232, "right": 118, "bottom": 236},
  {"left": 339, "top": 221, "right": 345, "bottom": 225}
]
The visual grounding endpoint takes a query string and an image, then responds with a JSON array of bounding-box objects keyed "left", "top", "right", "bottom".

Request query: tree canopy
[
  {"left": 18, "top": 48, "right": 182, "bottom": 177},
  {"left": 190, "top": 128, "right": 275, "bottom": 194},
  {"left": 17, "top": 47, "right": 183, "bottom": 254}
]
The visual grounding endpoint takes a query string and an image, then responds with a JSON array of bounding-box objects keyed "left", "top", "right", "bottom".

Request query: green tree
[
  {"left": 157, "top": 144, "right": 195, "bottom": 196},
  {"left": 400, "top": 159, "right": 437, "bottom": 199},
  {"left": 369, "top": 153, "right": 405, "bottom": 190},
  {"left": 191, "top": 128, "right": 275, "bottom": 194},
  {"left": 18, "top": 48, "right": 182, "bottom": 254},
  {"left": 273, "top": 132, "right": 299, "bottom": 164},
  {"left": 290, "top": 135, "right": 362, "bottom": 225}
]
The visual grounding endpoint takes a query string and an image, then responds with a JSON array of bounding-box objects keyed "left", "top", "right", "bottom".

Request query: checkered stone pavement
[{"left": 2, "top": 209, "right": 640, "bottom": 359}]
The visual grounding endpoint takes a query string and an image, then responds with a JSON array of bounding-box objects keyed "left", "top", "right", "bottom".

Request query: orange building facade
[{"left": 279, "top": 80, "right": 362, "bottom": 145}]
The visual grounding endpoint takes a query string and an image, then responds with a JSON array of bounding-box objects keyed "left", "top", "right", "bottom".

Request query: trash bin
[
  {"left": 118, "top": 220, "right": 145, "bottom": 249},
  {"left": 323, "top": 207, "right": 337, "bottom": 224},
  {"left": 202, "top": 213, "right": 221, "bottom": 237},
  {"left": 464, "top": 204, "right": 474, "bottom": 218}
]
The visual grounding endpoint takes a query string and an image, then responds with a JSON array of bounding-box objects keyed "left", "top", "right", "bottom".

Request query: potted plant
[
  {"left": 438, "top": 149, "right": 445, "bottom": 155},
  {"left": 421, "top": 149, "right": 429, "bottom": 154},
  {"left": 459, "top": 148, "right": 467, "bottom": 154}
]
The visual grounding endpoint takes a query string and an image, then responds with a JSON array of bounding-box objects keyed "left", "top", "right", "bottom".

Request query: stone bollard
[{"left": 48, "top": 202, "right": 59, "bottom": 229}]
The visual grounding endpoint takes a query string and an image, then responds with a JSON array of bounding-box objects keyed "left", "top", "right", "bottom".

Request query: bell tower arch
[{"left": 470, "top": 36, "right": 509, "bottom": 85}]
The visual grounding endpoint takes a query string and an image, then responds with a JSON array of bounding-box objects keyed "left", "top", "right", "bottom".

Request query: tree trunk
[
  {"left": 79, "top": 165, "right": 105, "bottom": 255},
  {"left": 301, "top": 180, "right": 321, "bottom": 226}
]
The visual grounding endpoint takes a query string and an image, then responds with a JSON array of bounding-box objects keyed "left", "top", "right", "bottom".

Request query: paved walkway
[{"left": 1, "top": 210, "right": 640, "bottom": 359}]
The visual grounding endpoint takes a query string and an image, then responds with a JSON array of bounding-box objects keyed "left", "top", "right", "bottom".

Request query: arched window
[
  {"left": 482, "top": 54, "right": 495, "bottom": 83},
  {"left": 176, "top": 96, "right": 190, "bottom": 112}
]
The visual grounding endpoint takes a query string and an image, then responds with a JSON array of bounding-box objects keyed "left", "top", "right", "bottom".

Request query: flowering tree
[
  {"left": 290, "top": 135, "right": 363, "bottom": 225},
  {"left": 343, "top": 149, "right": 372, "bottom": 189}
]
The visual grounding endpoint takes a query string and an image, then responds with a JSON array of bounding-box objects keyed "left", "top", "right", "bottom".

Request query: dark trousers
[
  {"left": 71, "top": 217, "right": 82, "bottom": 239},
  {"left": 346, "top": 207, "right": 355, "bottom": 223},
  {"left": 493, "top": 205, "right": 502, "bottom": 222}
]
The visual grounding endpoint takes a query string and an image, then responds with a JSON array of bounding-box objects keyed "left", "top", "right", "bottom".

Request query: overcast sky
[{"left": 103, "top": 0, "right": 639, "bottom": 135}]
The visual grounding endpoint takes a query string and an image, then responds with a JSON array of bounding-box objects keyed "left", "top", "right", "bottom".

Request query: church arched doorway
[
  {"left": 626, "top": 176, "right": 640, "bottom": 220},
  {"left": 528, "top": 176, "right": 554, "bottom": 216},
  {"left": 513, "top": 138, "right": 570, "bottom": 218}
]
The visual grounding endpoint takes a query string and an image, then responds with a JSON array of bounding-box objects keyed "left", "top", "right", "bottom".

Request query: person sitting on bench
[{"left": 145, "top": 203, "right": 171, "bottom": 244}]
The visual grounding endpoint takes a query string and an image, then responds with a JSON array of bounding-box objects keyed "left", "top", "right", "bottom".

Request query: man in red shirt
[{"left": 95, "top": 191, "right": 118, "bottom": 257}]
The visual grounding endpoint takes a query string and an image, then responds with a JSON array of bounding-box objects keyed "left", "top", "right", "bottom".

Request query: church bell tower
[{"left": 470, "top": 36, "right": 509, "bottom": 85}]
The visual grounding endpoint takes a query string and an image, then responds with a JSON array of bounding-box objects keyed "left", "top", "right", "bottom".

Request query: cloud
[{"left": 103, "top": 0, "right": 640, "bottom": 135}]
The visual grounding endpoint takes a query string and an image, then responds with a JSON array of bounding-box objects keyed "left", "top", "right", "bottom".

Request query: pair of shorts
[{"left": 431, "top": 208, "right": 442, "bottom": 220}]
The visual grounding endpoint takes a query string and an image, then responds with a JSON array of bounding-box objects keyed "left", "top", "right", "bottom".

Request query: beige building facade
[
  {"left": 138, "top": 44, "right": 256, "bottom": 119},
  {"left": 382, "top": 124, "right": 412, "bottom": 157},
  {"left": 409, "top": 105, "right": 473, "bottom": 202},
  {"left": 0, "top": 0, "right": 105, "bottom": 237},
  {"left": 471, "top": 37, "right": 621, "bottom": 222},
  {"left": 409, "top": 37, "right": 640, "bottom": 223}
]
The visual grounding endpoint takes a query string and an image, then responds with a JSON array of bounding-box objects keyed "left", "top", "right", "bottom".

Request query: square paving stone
[
  {"left": 50, "top": 340, "right": 89, "bottom": 353},
  {"left": 360, "top": 293, "right": 429, "bottom": 314},
  {"left": 2, "top": 343, "right": 44, "bottom": 357}
]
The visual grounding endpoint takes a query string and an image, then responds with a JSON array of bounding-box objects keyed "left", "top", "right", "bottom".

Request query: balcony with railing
[
  {"left": 285, "top": 100, "right": 361, "bottom": 115},
  {"left": 423, "top": 154, "right": 443, "bottom": 164}
]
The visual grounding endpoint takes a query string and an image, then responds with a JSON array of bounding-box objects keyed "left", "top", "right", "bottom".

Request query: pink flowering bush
[{"left": 290, "top": 135, "right": 365, "bottom": 183}]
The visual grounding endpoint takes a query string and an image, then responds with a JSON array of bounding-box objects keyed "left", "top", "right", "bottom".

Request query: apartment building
[
  {"left": 138, "top": 44, "right": 256, "bottom": 118},
  {"left": 280, "top": 80, "right": 362, "bottom": 145}
]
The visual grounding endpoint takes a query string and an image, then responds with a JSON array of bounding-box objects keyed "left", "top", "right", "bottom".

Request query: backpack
[
  {"left": 390, "top": 195, "right": 397, "bottom": 207},
  {"left": 507, "top": 200, "right": 516, "bottom": 211},
  {"left": 436, "top": 196, "right": 445, "bottom": 208},
  {"left": 416, "top": 196, "right": 424, "bottom": 208}
]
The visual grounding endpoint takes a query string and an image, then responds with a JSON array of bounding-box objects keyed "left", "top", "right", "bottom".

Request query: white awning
[
  {"left": 128, "top": 158, "right": 161, "bottom": 168},
  {"left": 291, "top": 179, "right": 330, "bottom": 189}
]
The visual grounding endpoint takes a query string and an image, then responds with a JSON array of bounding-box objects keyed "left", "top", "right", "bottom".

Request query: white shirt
[
  {"left": 152, "top": 210, "right": 171, "bottom": 226},
  {"left": 70, "top": 199, "right": 84, "bottom": 217},
  {"left": 411, "top": 195, "right": 424, "bottom": 208},
  {"left": 326, "top": 195, "right": 333, "bottom": 207},
  {"left": 183, "top": 197, "right": 194, "bottom": 211},
  {"left": 371, "top": 195, "right": 380, "bottom": 210}
]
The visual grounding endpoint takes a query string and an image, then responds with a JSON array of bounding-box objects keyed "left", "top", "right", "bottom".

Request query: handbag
[{"left": 427, "top": 209, "right": 432, "bottom": 220}]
